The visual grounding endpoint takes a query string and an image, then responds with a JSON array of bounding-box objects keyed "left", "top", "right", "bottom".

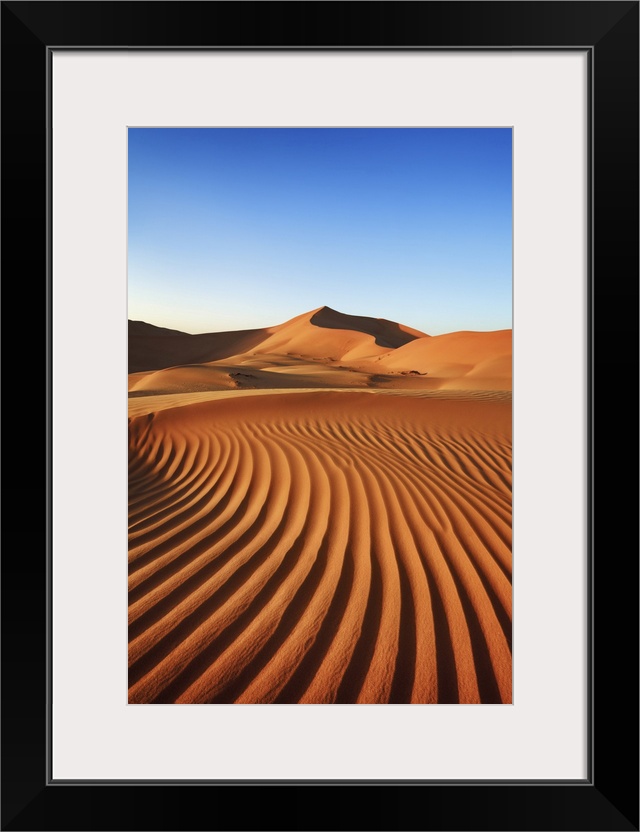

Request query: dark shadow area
[
  {"left": 128, "top": 320, "right": 268, "bottom": 373},
  {"left": 310, "top": 306, "right": 427, "bottom": 349}
]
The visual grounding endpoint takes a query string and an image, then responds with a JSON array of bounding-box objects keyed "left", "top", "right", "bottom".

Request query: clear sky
[{"left": 128, "top": 128, "right": 512, "bottom": 336}]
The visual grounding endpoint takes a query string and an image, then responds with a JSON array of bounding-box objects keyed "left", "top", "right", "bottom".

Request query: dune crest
[{"left": 241, "top": 306, "right": 427, "bottom": 362}]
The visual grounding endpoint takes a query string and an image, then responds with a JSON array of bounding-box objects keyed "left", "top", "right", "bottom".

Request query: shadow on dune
[
  {"left": 309, "top": 306, "right": 425, "bottom": 350},
  {"left": 128, "top": 320, "right": 268, "bottom": 373}
]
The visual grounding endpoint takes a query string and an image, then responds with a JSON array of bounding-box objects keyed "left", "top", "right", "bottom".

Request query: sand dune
[
  {"left": 128, "top": 391, "right": 512, "bottom": 704},
  {"left": 128, "top": 320, "right": 269, "bottom": 374},
  {"left": 128, "top": 360, "right": 373, "bottom": 396},
  {"left": 250, "top": 306, "right": 428, "bottom": 361},
  {"left": 129, "top": 307, "right": 430, "bottom": 374},
  {"left": 363, "top": 329, "right": 512, "bottom": 388}
]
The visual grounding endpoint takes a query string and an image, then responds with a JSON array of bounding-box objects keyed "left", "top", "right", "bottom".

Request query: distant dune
[
  {"left": 377, "top": 329, "right": 511, "bottom": 370},
  {"left": 128, "top": 320, "right": 269, "bottom": 374},
  {"left": 251, "top": 306, "right": 428, "bottom": 360},
  {"left": 372, "top": 329, "right": 512, "bottom": 390},
  {"left": 128, "top": 308, "right": 512, "bottom": 704},
  {"left": 129, "top": 308, "right": 510, "bottom": 392}
]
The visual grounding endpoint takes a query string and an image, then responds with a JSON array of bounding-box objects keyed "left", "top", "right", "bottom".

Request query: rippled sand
[{"left": 128, "top": 390, "right": 511, "bottom": 704}]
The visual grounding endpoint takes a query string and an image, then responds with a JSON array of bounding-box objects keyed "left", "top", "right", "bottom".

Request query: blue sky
[{"left": 128, "top": 128, "right": 512, "bottom": 335}]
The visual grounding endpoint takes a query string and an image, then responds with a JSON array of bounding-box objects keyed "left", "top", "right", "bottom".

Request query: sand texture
[{"left": 128, "top": 309, "right": 512, "bottom": 704}]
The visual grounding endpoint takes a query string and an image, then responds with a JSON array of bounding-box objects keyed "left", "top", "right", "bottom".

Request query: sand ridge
[{"left": 128, "top": 391, "right": 512, "bottom": 704}]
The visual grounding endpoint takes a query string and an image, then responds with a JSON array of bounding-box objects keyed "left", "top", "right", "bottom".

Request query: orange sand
[{"left": 128, "top": 310, "right": 512, "bottom": 704}]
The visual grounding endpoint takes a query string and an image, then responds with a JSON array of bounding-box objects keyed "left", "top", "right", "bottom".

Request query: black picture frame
[{"left": 2, "top": 2, "right": 638, "bottom": 830}]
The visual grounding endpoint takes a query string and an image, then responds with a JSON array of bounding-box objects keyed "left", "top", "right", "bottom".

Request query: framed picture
[{"left": 2, "top": 2, "right": 638, "bottom": 830}]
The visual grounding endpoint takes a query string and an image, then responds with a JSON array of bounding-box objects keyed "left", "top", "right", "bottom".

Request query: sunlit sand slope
[
  {"left": 128, "top": 391, "right": 512, "bottom": 704},
  {"left": 129, "top": 307, "right": 429, "bottom": 373}
]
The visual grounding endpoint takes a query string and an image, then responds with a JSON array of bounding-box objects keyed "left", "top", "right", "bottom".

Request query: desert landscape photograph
[{"left": 128, "top": 127, "right": 512, "bottom": 704}]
